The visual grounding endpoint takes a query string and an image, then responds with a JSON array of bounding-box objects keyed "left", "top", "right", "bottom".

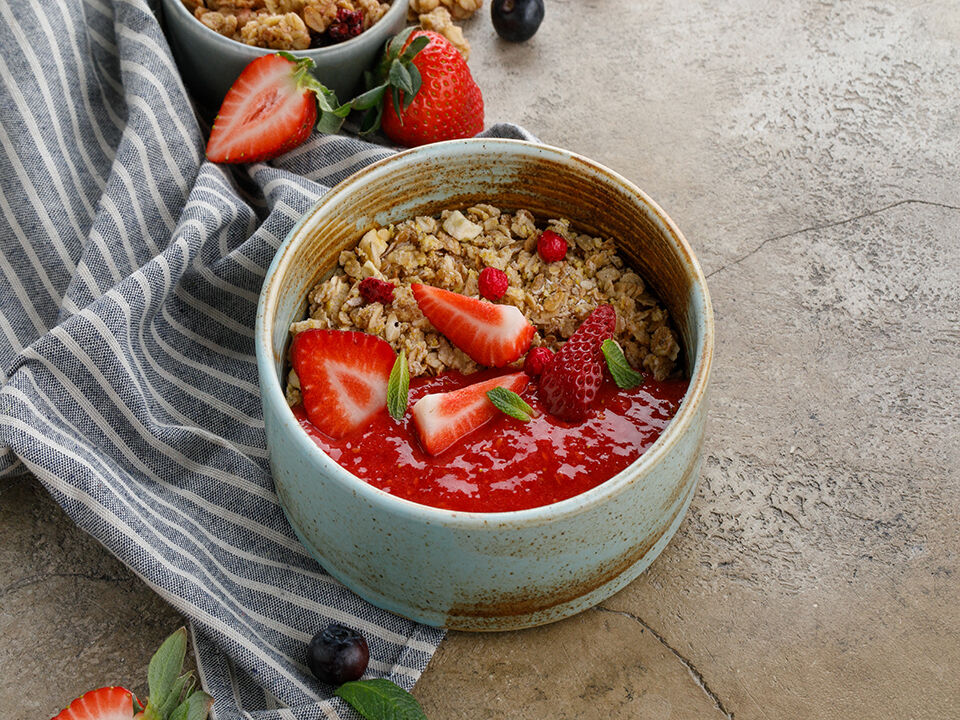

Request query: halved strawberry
[
  {"left": 206, "top": 53, "right": 332, "bottom": 164},
  {"left": 52, "top": 686, "right": 137, "bottom": 720},
  {"left": 412, "top": 371, "right": 529, "bottom": 455},
  {"left": 291, "top": 329, "right": 397, "bottom": 439},
  {"left": 411, "top": 284, "right": 535, "bottom": 367}
]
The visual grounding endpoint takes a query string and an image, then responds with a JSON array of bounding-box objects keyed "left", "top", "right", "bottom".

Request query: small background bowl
[
  {"left": 160, "top": 0, "right": 407, "bottom": 108},
  {"left": 255, "top": 139, "right": 714, "bottom": 630}
]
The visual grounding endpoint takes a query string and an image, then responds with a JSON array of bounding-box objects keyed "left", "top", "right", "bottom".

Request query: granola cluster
[
  {"left": 407, "top": 0, "right": 480, "bottom": 58},
  {"left": 185, "top": 0, "right": 391, "bottom": 50},
  {"left": 285, "top": 205, "right": 682, "bottom": 406}
]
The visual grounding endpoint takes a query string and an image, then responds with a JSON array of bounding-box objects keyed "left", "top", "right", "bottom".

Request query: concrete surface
[{"left": 2, "top": 0, "right": 959, "bottom": 717}]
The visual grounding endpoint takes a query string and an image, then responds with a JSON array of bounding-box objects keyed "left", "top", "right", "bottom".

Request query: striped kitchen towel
[{"left": 0, "top": 0, "right": 535, "bottom": 717}]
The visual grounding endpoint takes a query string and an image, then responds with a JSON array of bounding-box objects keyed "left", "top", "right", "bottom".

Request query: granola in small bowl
[{"left": 185, "top": 0, "right": 393, "bottom": 50}]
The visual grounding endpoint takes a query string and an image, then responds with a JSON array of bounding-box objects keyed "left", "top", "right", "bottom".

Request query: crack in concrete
[
  {"left": 706, "top": 199, "right": 960, "bottom": 279},
  {"left": 596, "top": 606, "right": 734, "bottom": 719}
]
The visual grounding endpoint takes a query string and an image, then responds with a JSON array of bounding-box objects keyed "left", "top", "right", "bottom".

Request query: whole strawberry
[
  {"left": 538, "top": 305, "right": 617, "bottom": 421},
  {"left": 352, "top": 28, "right": 484, "bottom": 146}
]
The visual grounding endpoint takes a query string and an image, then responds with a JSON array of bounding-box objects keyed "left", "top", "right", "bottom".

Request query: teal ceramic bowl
[
  {"left": 160, "top": 0, "right": 407, "bottom": 107},
  {"left": 255, "top": 139, "right": 714, "bottom": 630}
]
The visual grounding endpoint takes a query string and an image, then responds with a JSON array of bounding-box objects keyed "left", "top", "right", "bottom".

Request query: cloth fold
[{"left": 0, "top": 1, "right": 535, "bottom": 716}]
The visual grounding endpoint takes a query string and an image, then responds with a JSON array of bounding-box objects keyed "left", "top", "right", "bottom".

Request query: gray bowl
[{"left": 160, "top": 0, "right": 408, "bottom": 107}]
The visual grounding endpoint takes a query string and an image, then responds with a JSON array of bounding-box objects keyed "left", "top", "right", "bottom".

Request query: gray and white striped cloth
[{"left": 0, "top": 1, "right": 534, "bottom": 716}]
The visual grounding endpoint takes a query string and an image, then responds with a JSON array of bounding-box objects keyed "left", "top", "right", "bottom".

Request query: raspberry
[
  {"left": 478, "top": 267, "right": 509, "bottom": 300},
  {"left": 537, "top": 229, "right": 567, "bottom": 263},
  {"left": 537, "top": 305, "right": 617, "bottom": 421},
  {"left": 523, "top": 346, "right": 554, "bottom": 377},
  {"left": 358, "top": 277, "right": 395, "bottom": 304}
]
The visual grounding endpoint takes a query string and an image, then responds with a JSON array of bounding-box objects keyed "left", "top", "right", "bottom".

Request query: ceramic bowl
[
  {"left": 160, "top": 0, "right": 407, "bottom": 107},
  {"left": 255, "top": 138, "right": 714, "bottom": 630}
]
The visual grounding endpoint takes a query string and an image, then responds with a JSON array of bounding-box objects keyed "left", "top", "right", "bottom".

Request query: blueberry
[
  {"left": 307, "top": 624, "right": 369, "bottom": 685},
  {"left": 492, "top": 0, "right": 545, "bottom": 42}
]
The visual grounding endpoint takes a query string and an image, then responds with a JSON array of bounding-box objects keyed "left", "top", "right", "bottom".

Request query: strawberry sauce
[{"left": 292, "top": 371, "right": 688, "bottom": 513}]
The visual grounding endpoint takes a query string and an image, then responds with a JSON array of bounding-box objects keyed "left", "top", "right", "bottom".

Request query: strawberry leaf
[
  {"left": 387, "top": 351, "right": 409, "bottom": 420},
  {"left": 404, "top": 65, "right": 422, "bottom": 111},
  {"left": 350, "top": 84, "right": 388, "bottom": 111},
  {"left": 486, "top": 387, "right": 535, "bottom": 422},
  {"left": 359, "top": 102, "right": 385, "bottom": 135},
  {"left": 335, "top": 678, "right": 427, "bottom": 720},
  {"left": 389, "top": 60, "right": 414, "bottom": 95},
  {"left": 400, "top": 34, "right": 430, "bottom": 62},
  {"left": 601, "top": 339, "right": 645, "bottom": 388}
]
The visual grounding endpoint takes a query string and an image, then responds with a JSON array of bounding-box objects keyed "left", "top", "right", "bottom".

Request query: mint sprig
[
  {"left": 387, "top": 351, "right": 409, "bottom": 420},
  {"left": 601, "top": 338, "right": 645, "bottom": 389},
  {"left": 141, "top": 627, "right": 213, "bottom": 720},
  {"left": 486, "top": 386, "right": 535, "bottom": 422},
  {"left": 336, "top": 678, "right": 427, "bottom": 720}
]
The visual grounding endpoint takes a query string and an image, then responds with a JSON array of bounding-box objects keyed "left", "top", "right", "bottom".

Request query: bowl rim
[
  {"left": 160, "top": 0, "right": 408, "bottom": 59},
  {"left": 255, "top": 137, "right": 714, "bottom": 529}
]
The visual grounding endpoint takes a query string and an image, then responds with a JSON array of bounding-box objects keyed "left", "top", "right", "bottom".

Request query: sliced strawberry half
[
  {"left": 411, "top": 284, "right": 535, "bottom": 367},
  {"left": 412, "top": 371, "right": 529, "bottom": 456},
  {"left": 206, "top": 53, "right": 321, "bottom": 164},
  {"left": 52, "top": 686, "right": 137, "bottom": 720},
  {"left": 291, "top": 329, "right": 397, "bottom": 439}
]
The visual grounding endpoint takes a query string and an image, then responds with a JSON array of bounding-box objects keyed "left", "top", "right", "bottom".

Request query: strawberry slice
[
  {"left": 412, "top": 371, "right": 529, "bottom": 455},
  {"left": 411, "top": 284, "right": 535, "bottom": 367},
  {"left": 52, "top": 686, "right": 137, "bottom": 720},
  {"left": 291, "top": 329, "right": 397, "bottom": 439},
  {"left": 206, "top": 53, "right": 324, "bottom": 164},
  {"left": 538, "top": 305, "right": 617, "bottom": 421}
]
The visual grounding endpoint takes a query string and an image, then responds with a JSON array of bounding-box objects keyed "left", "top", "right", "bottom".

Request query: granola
[
  {"left": 185, "top": 0, "right": 391, "bottom": 49},
  {"left": 285, "top": 205, "right": 682, "bottom": 406}
]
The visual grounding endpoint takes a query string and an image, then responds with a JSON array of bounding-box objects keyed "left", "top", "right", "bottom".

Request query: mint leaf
[
  {"left": 172, "top": 690, "right": 214, "bottom": 720},
  {"left": 145, "top": 627, "right": 187, "bottom": 715},
  {"left": 336, "top": 679, "right": 427, "bottom": 720},
  {"left": 601, "top": 339, "right": 644, "bottom": 388},
  {"left": 486, "top": 387, "right": 535, "bottom": 421},
  {"left": 155, "top": 671, "right": 193, "bottom": 717},
  {"left": 387, "top": 351, "right": 409, "bottom": 420}
]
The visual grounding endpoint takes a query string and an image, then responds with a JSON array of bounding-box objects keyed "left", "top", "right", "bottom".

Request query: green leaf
[
  {"left": 155, "top": 671, "right": 193, "bottom": 717},
  {"left": 387, "top": 351, "right": 409, "bottom": 420},
  {"left": 350, "top": 84, "right": 388, "bottom": 111},
  {"left": 388, "top": 59, "right": 414, "bottom": 95},
  {"left": 336, "top": 679, "right": 427, "bottom": 720},
  {"left": 170, "top": 689, "right": 214, "bottom": 720},
  {"left": 359, "top": 102, "right": 385, "bottom": 135},
  {"left": 146, "top": 627, "right": 187, "bottom": 713},
  {"left": 386, "top": 26, "right": 417, "bottom": 61},
  {"left": 316, "top": 108, "right": 347, "bottom": 135},
  {"left": 486, "top": 387, "right": 535, "bottom": 422},
  {"left": 399, "top": 34, "right": 430, "bottom": 63},
  {"left": 601, "top": 339, "right": 645, "bottom": 388},
  {"left": 390, "top": 86, "right": 403, "bottom": 125},
  {"left": 403, "top": 65, "right": 422, "bottom": 111}
]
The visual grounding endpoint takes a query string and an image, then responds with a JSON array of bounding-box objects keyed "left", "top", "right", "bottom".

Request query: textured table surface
[{"left": 2, "top": 1, "right": 959, "bottom": 718}]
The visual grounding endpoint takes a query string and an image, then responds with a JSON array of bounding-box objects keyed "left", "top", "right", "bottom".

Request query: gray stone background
[{"left": 2, "top": 0, "right": 958, "bottom": 718}]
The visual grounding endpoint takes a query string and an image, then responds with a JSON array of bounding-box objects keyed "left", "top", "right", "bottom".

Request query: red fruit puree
[{"left": 292, "top": 370, "right": 688, "bottom": 513}]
